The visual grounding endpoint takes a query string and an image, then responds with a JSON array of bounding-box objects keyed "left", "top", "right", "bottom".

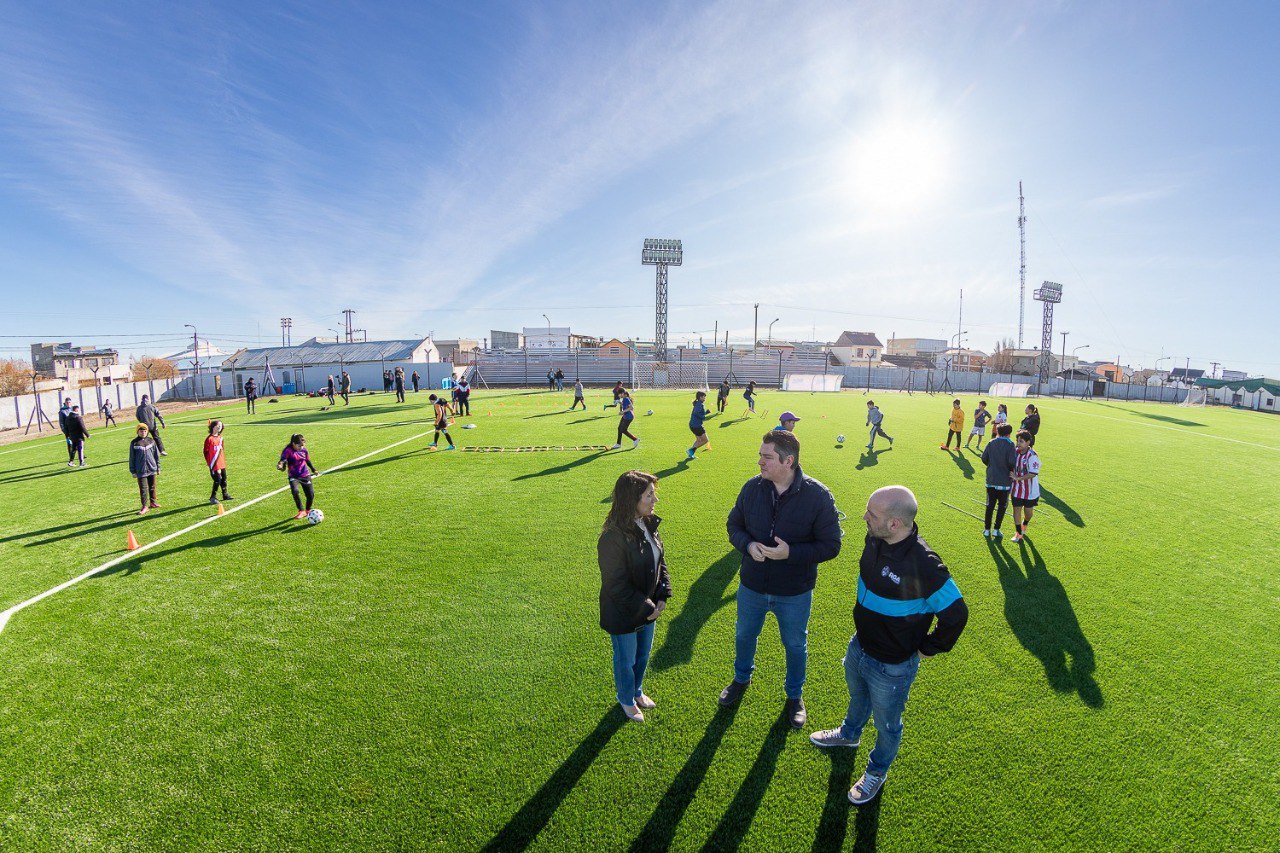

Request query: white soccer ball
[
  {"left": 836, "top": 434, "right": 846, "bottom": 444},
  {"left": 307, "top": 508, "right": 325, "bottom": 525}
]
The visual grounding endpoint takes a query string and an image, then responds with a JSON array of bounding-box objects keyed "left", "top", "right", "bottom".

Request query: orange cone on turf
[
  {"left": 216, "top": 503, "right": 226, "bottom": 516},
  {"left": 126, "top": 530, "right": 139, "bottom": 551}
]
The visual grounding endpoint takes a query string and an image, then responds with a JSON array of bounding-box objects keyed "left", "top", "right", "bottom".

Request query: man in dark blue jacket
[
  {"left": 722, "top": 431, "right": 842, "bottom": 728},
  {"left": 810, "top": 485, "right": 968, "bottom": 805}
]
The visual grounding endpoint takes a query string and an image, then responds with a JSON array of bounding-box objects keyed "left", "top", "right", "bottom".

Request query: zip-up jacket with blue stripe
[
  {"left": 727, "top": 465, "right": 842, "bottom": 596},
  {"left": 855, "top": 524, "right": 967, "bottom": 664}
]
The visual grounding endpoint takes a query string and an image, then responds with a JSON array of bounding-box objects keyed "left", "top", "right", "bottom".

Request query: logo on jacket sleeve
[{"left": 880, "top": 566, "right": 901, "bottom": 584}]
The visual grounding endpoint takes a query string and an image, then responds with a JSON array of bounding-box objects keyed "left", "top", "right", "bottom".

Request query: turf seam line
[
  {"left": 0, "top": 429, "right": 434, "bottom": 634},
  {"left": 1067, "top": 410, "right": 1280, "bottom": 451}
]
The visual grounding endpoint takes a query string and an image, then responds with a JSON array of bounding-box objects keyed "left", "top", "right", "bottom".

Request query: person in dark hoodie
[
  {"left": 721, "top": 430, "right": 842, "bottom": 729},
  {"left": 809, "top": 485, "right": 968, "bottom": 806},
  {"left": 135, "top": 394, "right": 167, "bottom": 456},
  {"left": 58, "top": 397, "right": 73, "bottom": 458},
  {"left": 64, "top": 405, "right": 89, "bottom": 467},
  {"left": 598, "top": 470, "right": 671, "bottom": 723},
  {"left": 980, "top": 422, "right": 1018, "bottom": 537},
  {"left": 129, "top": 423, "right": 162, "bottom": 515}
]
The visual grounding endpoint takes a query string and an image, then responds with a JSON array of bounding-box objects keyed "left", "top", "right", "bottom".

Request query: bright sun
[{"left": 845, "top": 116, "right": 951, "bottom": 216}]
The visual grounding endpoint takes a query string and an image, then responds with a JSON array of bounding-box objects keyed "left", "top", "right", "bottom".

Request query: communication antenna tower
[
  {"left": 1018, "top": 182, "right": 1027, "bottom": 349},
  {"left": 641, "top": 238, "right": 682, "bottom": 360}
]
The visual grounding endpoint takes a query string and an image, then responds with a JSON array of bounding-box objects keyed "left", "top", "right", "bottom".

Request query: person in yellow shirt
[{"left": 940, "top": 399, "right": 965, "bottom": 451}]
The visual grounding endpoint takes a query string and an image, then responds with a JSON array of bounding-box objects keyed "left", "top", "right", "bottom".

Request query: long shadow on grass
[
  {"left": 651, "top": 552, "right": 738, "bottom": 672},
  {"left": 93, "top": 518, "right": 296, "bottom": 578},
  {"left": 511, "top": 451, "right": 610, "bottom": 481},
  {"left": 652, "top": 459, "right": 694, "bottom": 480},
  {"left": 1039, "top": 487, "right": 1084, "bottom": 527},
  {"left": 326, "top": 447, "right": 432, "bottom": 476},
  {"left": 988, "top": 538, "right": 1102, "bottom": 708},
  {"left": 718, "top": 416, "right": 751, "bottom": 428},
  {"left": 25, "top": 504, "right": 206, "bottom": 547},
  {"left": 0, "top": 510, "right": 137, "bottom": 544},
  {"left": 568, "top": 416, "right": 609, "bottom": 424},
  {"left": 0, "top": 460, "right": 126, "bottom": 485},
  {"left": 701, "top": 716, "right": 792, "bottom": 850},
  {"left": 811, "top": 747, "right": 882, "bottom": 853},
  {"left": 627, "top": 704, "right": 740, "bottom": 852},
  {"left": 1096, "top": 402, "right": 1206, "bottom": 428},
  {"left": 855, "top": 448, "right": 889, "bottom": 470},
  {"left": 480, "top": 709, "right": 626, "bottom": 852},
  {"left": 946, "top": 449, "right": 974, "bottom": 480}
]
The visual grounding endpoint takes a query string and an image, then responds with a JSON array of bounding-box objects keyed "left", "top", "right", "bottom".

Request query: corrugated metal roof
[{"left": 221, "top": 339, "right": 429, "bottom": 370}]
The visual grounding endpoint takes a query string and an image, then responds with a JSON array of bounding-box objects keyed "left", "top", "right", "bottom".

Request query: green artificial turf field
[{"left": 0, "top": 388, "right": 1277, "bottom": 851}]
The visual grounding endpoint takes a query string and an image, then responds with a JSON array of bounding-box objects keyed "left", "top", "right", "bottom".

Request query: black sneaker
[
  {"left": 718, "top": 679, "right": 750, "bottom": 707},
  {"left": 784, "top": 697, "right": 807, "bottom": 729}
]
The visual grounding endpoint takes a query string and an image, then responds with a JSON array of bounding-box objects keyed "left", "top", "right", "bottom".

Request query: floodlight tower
[
  {"left": 1018, "top": 182, "right": 1027, "bottom": 349},
  {"left": 1033, "top": 281, "right": 1063, "bottom": 383},
  {"left": 641, "top": 238, "right": 682, "bottom": 361}
]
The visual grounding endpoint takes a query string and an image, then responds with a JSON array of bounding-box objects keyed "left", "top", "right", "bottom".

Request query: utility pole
[
  {"left": 1018, "top": 181, "right": 1027, "bottom": 349},
  {"left": 1210, "top": 361, "right": 1220, "bottom": 379},
  {"left": 280, "top": 317, "right": 292, "bottom": 347},
  {"left": 753, "top": 303, "right": 759, "bottom": 355},
  {"left": 1060, "top": 331, "right": 1068, "bottom": 376},
  {"left": 342, "top": 309, "right": 356, "bottom": 344}
]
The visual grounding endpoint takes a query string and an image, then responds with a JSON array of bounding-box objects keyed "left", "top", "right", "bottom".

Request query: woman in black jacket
[
  {"left": 598, "top": 470, "right": 672, "bottom": 722},
  {"left": 1021, "top": 404, "right": 1041, "bottom": 437}
]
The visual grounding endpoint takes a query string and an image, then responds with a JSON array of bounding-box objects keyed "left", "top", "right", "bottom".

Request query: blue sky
[{"left": 2, "top": 1, "right": 1277, "bottom": 375}]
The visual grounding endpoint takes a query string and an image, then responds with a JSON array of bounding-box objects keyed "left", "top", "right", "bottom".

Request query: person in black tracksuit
[
  {"left": 65, "top": 406, "right": 89, "bottom": 467},
  {"left": 721, "top": 430, "right": 842, "bottom": 729},
  {"left": 326, "top": 375, "right": 336, "bottom": 405},
  {"left": 1021, "top": 404, "right": 1041, "bottom": 438},
  {"left": 135, "top": 395, "right": 167, "bottom": 455},
  {"left": 980, "top": 423, "right": 1017, "bottom": 536},
  {"left": 244, "top": 377, "right": 258, "bottom": 414},
  {"left": 394, "top": 367, "right": 406, "bottom": 403},
  {"left": 808, "top": 485, "right": 967, "bottom": 806}
]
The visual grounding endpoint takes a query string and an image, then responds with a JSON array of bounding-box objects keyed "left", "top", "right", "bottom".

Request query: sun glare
[{"left": 845, "top": 116, "right": 951, "bottom": 216}]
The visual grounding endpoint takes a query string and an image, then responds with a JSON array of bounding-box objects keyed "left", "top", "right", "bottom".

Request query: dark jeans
[
  {"left": 571, "top": 396, "right": 585, "bottom": 410},
  {"left": 396, "top": 387, "right": 405, "bottom": 402},
  {"left": 985, "top": 487, "right": 1010, "bottom": 530},
  {"left": 246, "top": 395, "right": 256, "bottom": 414},
  {"left": 210, "top": 469, "right": 229, "bottom": 499},
  {"left": 68, "top": 439, "right": 84, "bottom": 464},
  {"left": 289, "top": 477, "right": 314, "bottom": 511},
  {"left": 151, "top": 428, "right": 166, "bottom": 454},
  {"left": 617, "top": 417, "right": 637, "bottom": 443},
  {"left": 137, "top": 475, "right": 157, "bottom": 506},
  {"left": 944, "top": 428, "right": 961, "bottom": 448},
  {"left": 458, "top": 396, "right": 470, "bottom": 415},
  {"left": 104, "top": 412, "right": 116, "bottom": 425}
]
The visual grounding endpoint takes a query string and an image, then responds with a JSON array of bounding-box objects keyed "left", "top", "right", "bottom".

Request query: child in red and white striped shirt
[{"left": 1011, "top": 429, "right": 1040, "bottom": 542}]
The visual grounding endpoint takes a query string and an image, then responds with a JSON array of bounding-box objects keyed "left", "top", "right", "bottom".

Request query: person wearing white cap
[{"left": 773, "top": 411, "right": 801, "bottom": 432}]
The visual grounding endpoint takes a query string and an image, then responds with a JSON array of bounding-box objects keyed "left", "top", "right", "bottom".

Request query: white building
[{"left": 523, "top": 326, "right": 571, "bottom": 349}]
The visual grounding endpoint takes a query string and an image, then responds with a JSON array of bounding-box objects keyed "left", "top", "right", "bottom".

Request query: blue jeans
[
  {"left": 610, "top": 621, "right": 656, "bottom": 706},
  {"left": 841, "top": 635, "right": 920, "bottom": 778},
  {"left": 733, "top": 584, "right": 813, "bottom": 699}
]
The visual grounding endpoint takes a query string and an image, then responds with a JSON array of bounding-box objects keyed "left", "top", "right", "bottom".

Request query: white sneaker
[
  {"left": 982, "top": 530, "right": 991, "bottom": 538},
  {"left": 809, "top": 727, "right": 860, "bottom": 748},
  {"left": 848, "top": 772, "right": 885, "bottom": 805},
  {"left": 610, "top": 443, "right": 622, "bottom": 449},
  {"left": 993, "top": 530, "right": 1003, "bottom": 539},
  {"left": 632, "top": 438, "right": 640, "bottom": 449}
]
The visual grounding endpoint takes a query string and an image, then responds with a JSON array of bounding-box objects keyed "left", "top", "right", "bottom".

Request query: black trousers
[
  {"left": 246, "top": 395, "right": 256, "bottom": 414},
  {"left": 458, "top": 396, "right": 470, "bottom": 415},
  {"left": 150, "top": 428, "right": 165, "bottom": 453},
  {"left": 571, "top": 395, "right": 585, "bottom": 410},
  {"left": 104, "top": 412, "right": 116, "bottom": 425},
  {"left": 137, "top": 475, "right": 157, "bottom": 506},
  {"left": 944, "top": 429, "right": 961, "bottom": 448},
  {"left": 396, "top": 384, "right": 405, "bottom": 402},
  {"left": 617, "top": 417, "right": 637, "bottom": 443},
  {"left": 985, "top": 487, "right": 1010, "bottom": 530},
  {"left": 289, "top": 477, "right": 315, "bottom": 511},
  {"left": 210, "top": 469, "right": 229, "bottom": 499}
]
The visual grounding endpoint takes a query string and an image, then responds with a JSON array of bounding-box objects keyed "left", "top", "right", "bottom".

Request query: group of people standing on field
[{"left": 599, "top": 430, "right": 968, "bottom": 807}]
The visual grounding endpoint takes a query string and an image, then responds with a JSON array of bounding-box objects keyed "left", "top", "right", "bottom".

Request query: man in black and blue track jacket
[
  {"left": 722, "top": 430, "right": 842, "bottom": 729},
  {"left": 810, "top": 485, "right": 968, "bottom": 806}
]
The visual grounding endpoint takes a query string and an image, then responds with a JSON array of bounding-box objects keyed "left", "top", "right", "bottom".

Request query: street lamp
[
  {"left": 542, "top": 314, "right": 551, "bottom": 349},
  {"left": 767, "top": 318, "right": 779, "bottom": 345}
]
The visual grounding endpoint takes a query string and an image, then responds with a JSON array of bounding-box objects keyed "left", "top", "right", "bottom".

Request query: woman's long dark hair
[{"left": 603, "top": 470, "right": 657, "bottom": 538}]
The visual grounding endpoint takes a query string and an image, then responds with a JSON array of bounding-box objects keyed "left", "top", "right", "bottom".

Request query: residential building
[
  {"left": 523, "top": 326, "right": 571, "bottom": 349},
  {"left": 30, "top": 341, "right": 131, "bottom": 387},
  {"left": 993, "top": 348, "right": 1059, "bottom": 376},
  {"left": 755, "top": 339, "right": 796, "bottom": 356},
  {"left": 1221, "top": 369, "right": 1248, "bottom": 382},
  {"left": 597, "top": 338, "right": 632, "bottom": 358},
  {"left": 1167, "top": 367, "right": 1205, "bottom": 386},
  {"left": 435, "top": 339, "right": 482, "bottom": 364},
  {"left": 831, "top": 331, "right": 884, "bottom": 366},
  {"left": 935, "top": 348, "right": 990, "bottom": 372},
  {"left": 886, "top": 337, "right": 947, "bottom": 357},
  {"left": 490, "top": 330, "right": 522, "bottom": 350},
  {"left": 1093, "top": 362, "right": 1129, "bottom": 383}
]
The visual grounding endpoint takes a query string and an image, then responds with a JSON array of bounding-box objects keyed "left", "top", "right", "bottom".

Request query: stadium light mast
[
  {"left": 642, "top": 238, "right": 682, "bottom": 361},
  {"left": 1033, "top": 281, "right": 1063, "bottom": 387}
]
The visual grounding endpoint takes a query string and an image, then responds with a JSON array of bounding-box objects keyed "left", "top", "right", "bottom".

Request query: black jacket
[
  {"left": 854, "top": 525, "right": 968, "bottom": 664},
  {"left": 1021, "top": 413, "right": 1040, "bottom": 435},
  {"left": 726, "top": 465, "right": 842, "bottom": 596},
  {"left": 64, "top": 412, "right": 89, "bottom": 442},
  {"left": 981, "top": 437, "right": 1017, "bottom": 488},
  {"left": 598, "top": 515, "right": 672, "bottom": 634}
]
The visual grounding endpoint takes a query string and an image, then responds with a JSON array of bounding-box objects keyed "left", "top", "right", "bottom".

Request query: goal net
[
  {"left": 1180, "top": 387, "right": 1208, "bottom": 407},
  {"left": 783, "top": 374, "right": 843, "bottom": 392},
  {"left": 988, "top": 382, "right": 1032, "bottom": 398},
  {"left": 631, "top": 361, "right": 709, "bottom": 390}
]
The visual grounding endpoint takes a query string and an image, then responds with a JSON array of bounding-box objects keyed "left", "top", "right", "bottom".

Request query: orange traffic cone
[
  {"left": 126, "top": 530, "right": 139, "bottom": 551},
  {"left": 216, "top": 503, "right": 226, "bottom": 516}
]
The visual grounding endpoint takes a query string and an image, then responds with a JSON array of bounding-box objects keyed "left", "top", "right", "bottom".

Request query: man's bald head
[{"left": 865, "top": 486, "right": 918, "bottom": 542}]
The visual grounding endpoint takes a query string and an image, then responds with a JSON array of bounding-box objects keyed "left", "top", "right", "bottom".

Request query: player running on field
[
  {"left": 571, "top": 379, "right": 586, "bottom": 410},
  {"left": 941, "top": 399, "right": 964, "bottom": 450},
  {"left": 604, "top": 380, "right": 626, "bottom": 409},
  {"left": 717, "top": 379, "right": 731, "bottom": 413},
  {"left": 687, "top": 391, "right": 710, "bottom": 459},
  {"left": 101, "top": 399, "right": 117, "bottom": 426},
  {"left": 1010, "top": 429, "right": 1041, "bottom": 542},
  {"left": 204, "top": 420, "right": 234, "bottom": 503},
  {"left": 612, "top": 389, "right": 639, "bottom": 449},
  {"left": 743, "top": 381, "right": 758, "bottom": 414},
  {"left": 865, "top": 401, "right": 893, "bottom": 450},
  {"left": 278, "top": 434, "right": 318, "bottom": 519},
  {"left": 428, "top": 394, "right": 455, "bottom": 450},
  {"left": 966, "top": 400, "right": 992, "bottom": 450}
]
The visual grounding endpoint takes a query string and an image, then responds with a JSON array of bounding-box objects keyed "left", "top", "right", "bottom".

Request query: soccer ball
[
  {"left": 836, "top": 434, "right": 846, "bottom": 444},
  {"left": 307, "top": 508, "right": 324, "bottom": 525},
  {"left": 646, "top": 409, "right": 654, "bottom": 416}
]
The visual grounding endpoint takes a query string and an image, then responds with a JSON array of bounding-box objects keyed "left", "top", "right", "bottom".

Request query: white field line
[
  {"left": 1067, "top": 410, "right": 1280, "bottom": 452},
  {"left": 0, "top": 412, "right": 222, "bottom": 457},
  {"left": 166, "top": 420, "right": 434, "bottom": 427},
  {"left": 0, "top": 429, "right": 433, "bottom": 633}
]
